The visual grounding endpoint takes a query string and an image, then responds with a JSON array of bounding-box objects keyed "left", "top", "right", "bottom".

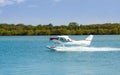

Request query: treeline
[{"left": 0, "top": 22, "right": 120, "bottom": 35}]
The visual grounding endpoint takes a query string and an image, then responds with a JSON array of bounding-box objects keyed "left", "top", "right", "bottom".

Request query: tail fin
[
  {"left": 84, "top": 35, "right": 94, "bottom": 46},
  {"left": 85, "top": 35, "right": 94, "bottom": 41}
]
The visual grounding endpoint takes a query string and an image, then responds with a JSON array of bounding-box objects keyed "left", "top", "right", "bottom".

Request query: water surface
[{"left": 0, "top": 35, "right": 120, "bottom": 75}]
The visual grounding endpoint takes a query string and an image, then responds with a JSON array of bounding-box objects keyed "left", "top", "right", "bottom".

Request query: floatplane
[{"left": 47, "top": 35, "right": 94, "bottom": 51}]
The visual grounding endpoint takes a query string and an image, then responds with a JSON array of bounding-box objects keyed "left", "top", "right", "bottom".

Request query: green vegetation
[{"left": 0, "top": 22, "right": 120, "bottom": 35}]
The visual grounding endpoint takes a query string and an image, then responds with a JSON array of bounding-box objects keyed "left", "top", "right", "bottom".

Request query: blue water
[{"left": 0, "top": 35, "right": 120, "bottom": 75}]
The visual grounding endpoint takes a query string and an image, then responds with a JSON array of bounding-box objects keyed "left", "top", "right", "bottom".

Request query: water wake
[{"left": 54, "top": 46, "right": 120, "bottom": 52}]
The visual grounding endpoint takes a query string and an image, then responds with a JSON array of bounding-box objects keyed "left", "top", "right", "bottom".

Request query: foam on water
[{"left": 55, "top": 46, "right": 120, "bottom": 52}]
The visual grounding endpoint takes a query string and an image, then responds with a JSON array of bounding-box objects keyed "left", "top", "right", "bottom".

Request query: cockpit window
[{"left": 59, "top": 37, "right": 69, "bottom": 42}]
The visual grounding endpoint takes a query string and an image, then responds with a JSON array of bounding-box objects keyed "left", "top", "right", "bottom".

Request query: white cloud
[
  {"left": 53, "top": 0, "right": 61, "bottom": 3},
  {"left": 52, "top": 0, "right": 62, "bottom": 6},
  {"left": 0, "top": 0, "right": 26, "bottom": 7},
  {"left": 15, "top": 0, "right": 25, "bottom": 3}
]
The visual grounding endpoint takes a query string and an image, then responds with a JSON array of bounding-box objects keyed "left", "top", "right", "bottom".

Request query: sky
[{"left": 0, "top": 0, "right": 120, "bottom": 25}]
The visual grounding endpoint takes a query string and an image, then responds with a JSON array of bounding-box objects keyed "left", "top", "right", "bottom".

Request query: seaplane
[{"left": 47, "top": 35, "right": 94, "bottom": 51}]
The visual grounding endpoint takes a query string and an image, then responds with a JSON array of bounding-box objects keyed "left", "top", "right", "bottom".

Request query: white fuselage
[
  {"left": 49, "top": 35, "right": 94, "bottom": 47},
  {"left": 65, "top": 40, "right": 91, "bottom": 46}
]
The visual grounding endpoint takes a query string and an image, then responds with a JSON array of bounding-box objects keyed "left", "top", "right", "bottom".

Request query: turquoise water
[{"left": 0, "top": 35, "right": 120, "bottom": 75}]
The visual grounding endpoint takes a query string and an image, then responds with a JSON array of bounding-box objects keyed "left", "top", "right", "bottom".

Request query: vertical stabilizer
[
  {"left": 84, "top": 35, "right": 94, "bottom": 46},
  {"left": 85, "top": 35, "right": 94, "bottom": 41}
]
